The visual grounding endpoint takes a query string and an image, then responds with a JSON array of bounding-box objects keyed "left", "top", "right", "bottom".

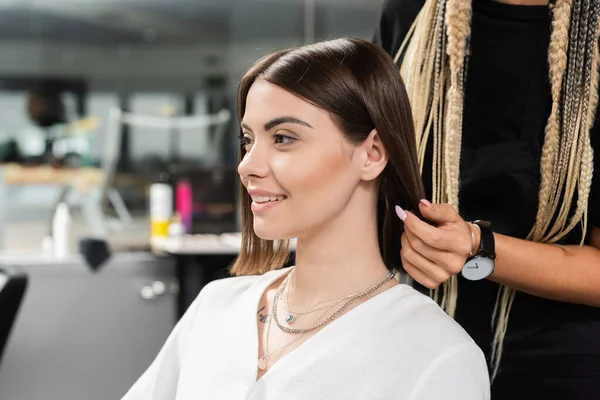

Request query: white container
[
  {"left": 150, "top": 183, "right": 173, "bottom": 237},
  {"left": 53, "top": 203, "right": 70, "bottom": 258}
]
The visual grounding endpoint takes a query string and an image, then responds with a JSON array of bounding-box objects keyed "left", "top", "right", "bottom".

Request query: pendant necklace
[{"left": 258, "top": 272, "right": 334, "bottom": 371}]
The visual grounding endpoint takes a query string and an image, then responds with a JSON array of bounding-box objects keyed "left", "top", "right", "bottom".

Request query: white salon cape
[{"left": 122, "top": 267, "right": 490, "bottom": 400}]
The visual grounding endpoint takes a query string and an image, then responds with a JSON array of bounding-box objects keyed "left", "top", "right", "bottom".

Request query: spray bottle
[{"left": 53, "top": 202, "right": 71, "bottom": 258}]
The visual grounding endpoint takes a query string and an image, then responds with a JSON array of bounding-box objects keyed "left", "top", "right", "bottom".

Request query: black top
[{"left": 375, "top": 1, "right": 600, "bottom": 398}]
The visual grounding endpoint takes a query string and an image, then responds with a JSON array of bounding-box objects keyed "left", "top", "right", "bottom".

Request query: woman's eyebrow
[{"left": 241, "top": 116, "right": 314, "bottom": 132}]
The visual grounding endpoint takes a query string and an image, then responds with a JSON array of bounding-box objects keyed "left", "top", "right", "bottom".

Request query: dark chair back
[{"left": 0, "top": 266, "right": 28, "bottom": 367}]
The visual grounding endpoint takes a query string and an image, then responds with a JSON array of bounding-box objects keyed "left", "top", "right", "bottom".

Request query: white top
[{"left": 122, "top": 268, "right": 490, "bottom": 400}]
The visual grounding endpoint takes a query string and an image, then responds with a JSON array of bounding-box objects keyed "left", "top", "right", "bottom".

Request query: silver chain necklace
[
  {"left": 273, "top": 270, "right": 395, "bottom": 335},
  {"left": 281, "top": 269, "right": 389, "bottom": 323}
]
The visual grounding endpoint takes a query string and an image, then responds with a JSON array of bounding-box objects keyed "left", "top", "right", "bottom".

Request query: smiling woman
[
  {"left": 233, "top": 37, "right": 428, "bottom": 276},
  {"left": 121, "top": 38, "right": 490, "bottom": 400}
]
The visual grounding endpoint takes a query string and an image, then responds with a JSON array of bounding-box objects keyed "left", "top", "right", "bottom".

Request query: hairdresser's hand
[{"left": 396, "top": 200, "right": 479, "bottom": 289}]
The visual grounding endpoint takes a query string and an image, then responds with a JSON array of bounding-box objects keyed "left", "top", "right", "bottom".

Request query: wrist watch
[{"left": 461, "top": 220, "right": 496, "bottom": 281}]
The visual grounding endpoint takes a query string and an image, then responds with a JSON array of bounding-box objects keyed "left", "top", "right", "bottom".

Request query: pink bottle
[{"left": 176, "top": 179, "right": 193, "bottom": 234}]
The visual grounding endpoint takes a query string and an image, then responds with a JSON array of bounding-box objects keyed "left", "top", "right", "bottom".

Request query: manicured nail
[
  {"left": 420, "top": 199, "right": 433, "bottom": 209},
  {"left": 395, "top": 205, "right": 407, "bottom": 221}
]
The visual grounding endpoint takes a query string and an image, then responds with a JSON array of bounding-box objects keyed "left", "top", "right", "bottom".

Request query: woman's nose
[{"left": 238, "top": 143, "right": 270, "bottom": 182}]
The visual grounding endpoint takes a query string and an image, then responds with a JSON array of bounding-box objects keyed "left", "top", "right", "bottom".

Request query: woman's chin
[{"left": 253, "top": 225, "right": 294, "bottom": 242}]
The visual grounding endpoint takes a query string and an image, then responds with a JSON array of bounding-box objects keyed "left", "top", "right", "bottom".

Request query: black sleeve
[
  {"left": 590, "top": 112, "right": 600, "bottom": 228},
  {"left": 372, "top": 0, "right": 425, "bottom": 57}
]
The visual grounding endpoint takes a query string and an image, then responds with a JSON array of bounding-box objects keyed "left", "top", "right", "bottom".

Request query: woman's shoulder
[
  {"left": 388, "top": 286, "right": 490, "bottom": 396},
  {"left": 365, "top": 284, "right": 484, "bottom": 367},
  {"left": 194, "top": 267, "right": 288, "bottom": 309},
  {"left": 324, "top": 284, "right": 489, "bottom": 394}
]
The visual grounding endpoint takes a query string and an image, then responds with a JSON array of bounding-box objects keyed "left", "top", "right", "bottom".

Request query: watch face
[{"left": 461, "top": 257, "right": 495, "bottom": 281}]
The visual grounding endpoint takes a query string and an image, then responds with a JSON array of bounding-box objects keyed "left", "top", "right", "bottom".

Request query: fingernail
[
  {"left": 420, "top": 199, "right": 433, "bottom": 209},
  {"left": 395, "top": 205, "right": 407, "bottom": 221}
]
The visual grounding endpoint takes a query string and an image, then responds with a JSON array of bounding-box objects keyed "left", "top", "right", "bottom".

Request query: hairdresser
[{"left": 374, "top": 0, "right": 600, "bottom": 398}]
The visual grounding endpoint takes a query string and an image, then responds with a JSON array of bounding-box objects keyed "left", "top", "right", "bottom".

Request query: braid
[
  {"left": 532, "top": 0, "right": 572, "bottom": 240},
  {"left": 557, "top": 1, "right": 599, "bottom": 238},
  {"left": 444, "top": 0, "right": 472, "bottom": 209},
  {"left": 549, "top": 0, "right": 582, "bottom": 210},
  {"left": 438, "top": 0, "right": 472, "bottom": 319},
  {"left": 546, "top": 0, "right": 587, "bottom": 238},
  {"left": 429, "top": 2, "right": 448, "bottom": 204},
  {"left": 579, "top": 9, "right": 600, "bottom": 238}
]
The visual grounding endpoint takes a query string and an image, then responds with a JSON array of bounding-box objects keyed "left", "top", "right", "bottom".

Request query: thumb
[{"left": 418, "top": 200, "right": 460, "bottom": 224}]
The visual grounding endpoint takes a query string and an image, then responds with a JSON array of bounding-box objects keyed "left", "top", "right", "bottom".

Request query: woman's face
[{"left": 238, "top": 79, "right": 367, "bottom": 240}]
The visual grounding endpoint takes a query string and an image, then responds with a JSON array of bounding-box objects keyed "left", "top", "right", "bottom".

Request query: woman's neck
[{"left": 290, "top": 189, "right": 390, "bottom": 308}]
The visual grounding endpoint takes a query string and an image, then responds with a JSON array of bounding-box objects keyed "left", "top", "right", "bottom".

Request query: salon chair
[{"left": 0, "top": 267, "right": 28, "bottom": 369}]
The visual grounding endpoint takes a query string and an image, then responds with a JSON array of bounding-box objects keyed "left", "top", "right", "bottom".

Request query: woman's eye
[
  {"left": 274, "top": 134, "right": 296, "bottom": 145},
  {"left": 239, "top": 134, "right": 253, "bottom": 149}
]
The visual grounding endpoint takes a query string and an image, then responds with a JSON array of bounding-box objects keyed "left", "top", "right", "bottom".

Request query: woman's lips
[{"left": 250, "top": 195, "right": 287, "bottom": 213}]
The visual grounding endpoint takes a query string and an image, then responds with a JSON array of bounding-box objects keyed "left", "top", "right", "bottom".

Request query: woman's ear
[{"left": 361, "top": 129, "right": 389, "bottom": 181}]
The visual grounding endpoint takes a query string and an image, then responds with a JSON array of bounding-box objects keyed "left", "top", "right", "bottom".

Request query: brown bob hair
[{"left": 230, "top": 37, "right": 425, "bottom": 276}]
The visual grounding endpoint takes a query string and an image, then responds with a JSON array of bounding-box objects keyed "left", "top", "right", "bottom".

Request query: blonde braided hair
[{"left": 396, "top": 0, "right": 600, "bottom": 380}]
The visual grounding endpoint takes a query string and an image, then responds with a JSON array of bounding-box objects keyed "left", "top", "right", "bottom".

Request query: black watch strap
[{"left": 473, "top": 220, "right": 496, "bottom": 259}]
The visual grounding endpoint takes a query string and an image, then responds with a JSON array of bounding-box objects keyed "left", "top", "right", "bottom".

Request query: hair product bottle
[
  {"left": 150, "top": 180, "right": 173, "bottom": 240},
  {"left": 176, "top": 179, "right": 193, "bottom": 234}
]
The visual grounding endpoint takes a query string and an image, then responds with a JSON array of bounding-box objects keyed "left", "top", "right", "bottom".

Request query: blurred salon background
[{"left": 0, "top": 0, "right": 382, "bottom": 399}]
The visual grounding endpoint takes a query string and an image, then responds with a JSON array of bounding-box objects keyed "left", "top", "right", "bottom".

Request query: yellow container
[
  {"left": 151, "top": 219, "right": 170, "bottom": 237},
  {"left": 150, "top": 182, "right": 173, "bottom": 238}
]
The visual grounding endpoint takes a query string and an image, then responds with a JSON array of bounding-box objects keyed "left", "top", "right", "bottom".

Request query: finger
[
  {"left": 397, "top": 204, "right": 465, "bottom": 253},
  {"left": 401, "top": 210, "right": 453, "bottom": 251},
  {"left": 404, "top": 228, "right": 451, "bottom": 261},
  {"left": 401, "top": 233, "right": 451, "bottom": 286},
  {"left": 402, "top": 259, "right": 442, "bottom": 290},
  {"left": 405, "top": 228, "right": 470, "bottom": 275},
  {"left": 402, "top": 255, "right": 439, "bottom": 289},
  {"left": 418, "top": 201, "right": 461, "bottom": 225}
]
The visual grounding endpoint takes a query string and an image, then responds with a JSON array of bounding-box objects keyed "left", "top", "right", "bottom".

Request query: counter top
[{"left": 150, "top": 233, "right": 297, "bottom": 255}]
